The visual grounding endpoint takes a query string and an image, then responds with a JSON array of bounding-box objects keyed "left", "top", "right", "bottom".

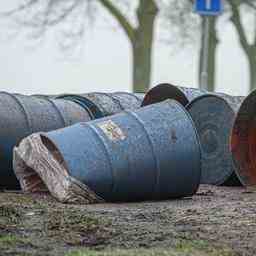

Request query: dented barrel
[
  {"left": 0, "top": 93, "right": 91, "bottom": 189},
  {"left": 57, "top": 92, "right": 144, "bottom": 119},
  {"left": 15, "top": 100, "right": 201, "bottom": 202},
  {"left": 142, "top": 83, "right": 206, "bottom": 107}
]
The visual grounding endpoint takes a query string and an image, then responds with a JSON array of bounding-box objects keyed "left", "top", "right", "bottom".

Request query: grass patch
[
  {"left": 0, "top": 234, "right": 20, "bottom": 246},
  {"left": 66, "top": 240, "right": 237, "bottom": 256},
  {"left": 175, "top": 240, "right": 237, "bottom": 256},
  {"left": 43, "top": 209, "right": 114, "bottom": 246},
  {"left": 0, "top": 204, "right": 22, "bottom": 230}
]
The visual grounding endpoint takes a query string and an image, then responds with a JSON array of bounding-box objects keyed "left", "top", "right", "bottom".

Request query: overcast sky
[{"left": 0, "top": 1, "right": 249, "bottom": 96}]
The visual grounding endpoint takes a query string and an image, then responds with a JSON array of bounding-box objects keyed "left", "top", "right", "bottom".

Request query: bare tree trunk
[
  {"left": 248, "top": 50, "right": 256, "bottom": 91},
  {"left": 199, "top": 17, "right": 218, "bottom": 92},
  {"left": 229, "top": 1, "right": 256, "bottom": 93},
  {"left": 131, "top": 0, "right": 158, "bottom": 93},
  {"left": 99, "top": 0, "right": 158, "bottom": 93}
]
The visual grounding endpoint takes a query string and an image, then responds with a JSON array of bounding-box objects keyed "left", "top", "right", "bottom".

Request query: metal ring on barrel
[{"left": 142, "top": 83, "right": 206, "bottom": 107}]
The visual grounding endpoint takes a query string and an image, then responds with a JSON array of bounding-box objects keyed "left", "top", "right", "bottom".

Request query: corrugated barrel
[
  {"left": 57, "top": 92, "right": 144, "bottom": 119},
  {"left": 142, "top": 83, "right": 206, "bottom": 107},
  {"left": 186, "top": 93, "right": 245, "bottom": 186},
  {"left": 15, "top": 100, "right": 201, "bottom": 202},
  {"left": 0, "top": 92, "right": 91, "bottom": 189}
]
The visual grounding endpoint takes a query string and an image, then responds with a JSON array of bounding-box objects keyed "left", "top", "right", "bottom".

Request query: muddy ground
[{"left": 0, "top": 185, "right": 255, "bottom": 256}]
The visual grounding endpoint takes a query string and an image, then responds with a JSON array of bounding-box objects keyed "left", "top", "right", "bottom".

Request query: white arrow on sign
[{"left": 206, "top": 0, "right": 212, "bottom": 10}]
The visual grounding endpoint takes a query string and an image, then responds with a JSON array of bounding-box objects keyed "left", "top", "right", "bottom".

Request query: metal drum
[
  {"left": 27, "top": 100, "right": 201, "bottom": 202},
  {"left": 231, "top": 90, "right": 256, "bottom": 187},
  {"left": 0, "top": 93, "right": 91, "bottom": 189},
  {"left": 187, "top": 94, "right": 244, "bottom": 186}
]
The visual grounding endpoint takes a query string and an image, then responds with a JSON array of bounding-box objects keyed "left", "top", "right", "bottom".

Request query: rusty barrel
[
  {"left": 0, "top": 92, "right": 91, "bottom": 189},
  {"left": 186, "top": 93, "right": 246, "bottom": 186},
  {"left": 57, "top": 92, "right": 144, "bottom": 119},
  {"left": 230, "top": 90, "right": 256, "bottom": 187},
  {"left": 21, "top": 100, "right": 201, "bottom": 202},
  {"left": 142, "top": 83, "right": 206, "bottom": 107}
]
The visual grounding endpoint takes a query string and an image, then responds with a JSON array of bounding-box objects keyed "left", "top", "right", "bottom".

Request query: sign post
[{"left": 194, "top": 0, "right": 222, "bottom": 90}]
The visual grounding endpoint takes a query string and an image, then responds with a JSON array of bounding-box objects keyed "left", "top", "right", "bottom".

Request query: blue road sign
[{"left": 195, "top": 0, "right": 222, "bottom": 16}]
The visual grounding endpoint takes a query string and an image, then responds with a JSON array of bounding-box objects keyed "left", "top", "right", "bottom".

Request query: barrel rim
[
  {"left": 186, "top": 93, "right": 239, "bottom": 186},
  {"left": 56, "top": 94, "right": 103, "bottom": 119},
  {"left": 141, "top": 83, "right": 189, "bottom": 107}
]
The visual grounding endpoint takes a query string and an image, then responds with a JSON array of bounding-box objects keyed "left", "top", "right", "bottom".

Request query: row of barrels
[{"left": 1, "top": 84, "right": 255, "bottom": 203}]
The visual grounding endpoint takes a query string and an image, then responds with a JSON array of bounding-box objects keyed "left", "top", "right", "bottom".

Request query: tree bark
[
  {"left": 99, "top": 0, "right": 158, "bottom": 93},
  {"left": 131, "top": 0, "right": 158, "bottom": 93},
  {"left": 248, "top": 49, "right": 256, "bottom": 91},
  {"left": 199, "top": 16, "right": 218, "bottom": 92},
  {"left": 229, "top": 1, "right": 256, "bottom": 92}
]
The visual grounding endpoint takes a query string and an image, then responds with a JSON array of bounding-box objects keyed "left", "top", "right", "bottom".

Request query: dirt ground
[{"left": 0, "top": 185, "right": 255, "bottom": 256}]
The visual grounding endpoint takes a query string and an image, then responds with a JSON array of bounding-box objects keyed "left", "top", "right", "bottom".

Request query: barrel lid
[{"left": 187, "top": 94, "right": 241, "bottom": 186}]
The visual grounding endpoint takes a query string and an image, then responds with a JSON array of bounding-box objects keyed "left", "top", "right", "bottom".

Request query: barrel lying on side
[
  {"left": 187, "top": 94, "right": 244, "bottom": 186},
  {"left": 230, "top": 90, "right": 256, "bottom": 187},
  {"left": 14, "top": 100, "right": 201, "bottom": 203},
  {"left": 57, "top": 92, "right": 144, "bottom": 119},
  {"left": 0, "top": 93, "right": 91, "bottom": 189},
  {"left": 142, "top": 83, "right": 206, "bottom": 107},
  {"left": 143, "top": 83, "right": 256, "bottom": 187},
  {"left": 186, "top": 90, "right": 256, "bottom": 187}
]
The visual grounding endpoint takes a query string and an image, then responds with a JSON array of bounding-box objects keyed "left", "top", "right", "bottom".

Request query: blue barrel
[
  {"left": 0, "top": 93, "right": 91, "bottom": 189},
  {"left": 57, "top": 92, "right": 144, "bottom": 119},
  {"left": 39, "top": 100, "right": 201, "bottom": 202}
]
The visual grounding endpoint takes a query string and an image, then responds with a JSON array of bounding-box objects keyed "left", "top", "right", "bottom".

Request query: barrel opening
[
  {"left": 231, "top": 91, "right": 256, "bottom": 186},
  {"left": 39, "top": 134, "right": 103, "bottom": 203},
  {"left": 40, "top": 135, "right": 67, "bottom": 170},
  {"left": 142, "top": 83, "right": 189, "bottom": 107}
]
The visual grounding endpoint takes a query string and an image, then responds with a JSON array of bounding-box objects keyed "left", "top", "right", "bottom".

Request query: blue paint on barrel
[
  {"left": 41, "top": 100, "right": 201, "bottom": 201},
  {"left": 0, "top": 93, "right": 91, "bottom": 189}
]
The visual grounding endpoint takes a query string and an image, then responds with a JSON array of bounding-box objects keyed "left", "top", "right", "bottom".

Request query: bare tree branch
[
  {"left": 98, "top": 0, "right": 135, "bottom": 42},
  {"left": 229, "top": 0, "right": 251, "bottom": 53},
  {"left": 1, "top": 0, "right": 38, "bottom": 16}
]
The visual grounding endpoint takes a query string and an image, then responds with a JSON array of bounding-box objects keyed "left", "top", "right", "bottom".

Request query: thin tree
[{"left": 229, "top": 0, "right": 256, "bottom": 91}]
